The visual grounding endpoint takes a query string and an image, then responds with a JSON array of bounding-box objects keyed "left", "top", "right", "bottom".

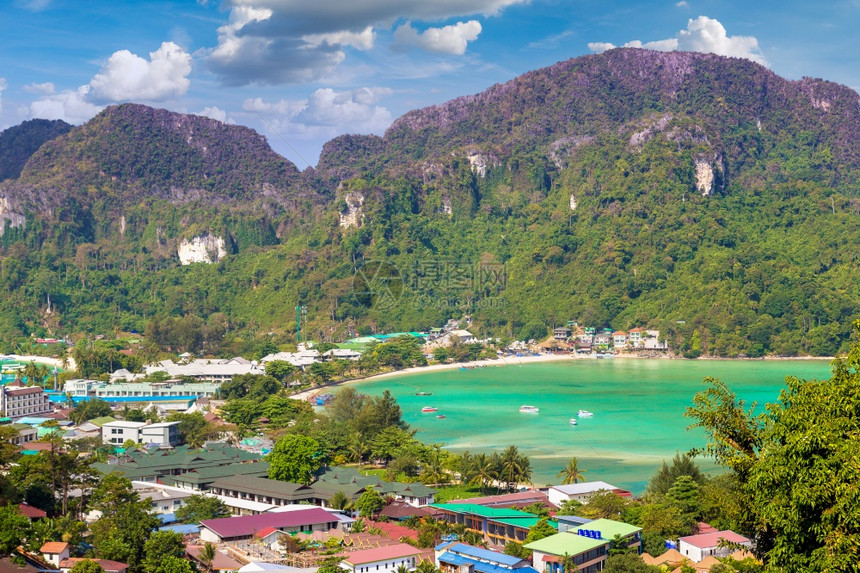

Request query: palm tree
[
  {"left": 330, "top": 491, "right": 354, "bottom": 512},
  {"left": 415, "top": 560, "right": 440, "bottom": 573},
  {"left": 501, "top": 446, "right": 528, "bottom": 491},
  {"left": 557, "top": 457, "right": 587, "bottom": 485},
  {"left": 460, "top": 530, "right": 487, "bottom": 548},
  {"left": 468, "top": 453, "right": 496, "bottom": 493},
  {"left": 348, "top": 433, "right": 369, "bottom": 468},
  {"left": 199, "top": 542, "right": 216, "bottom": 573}
]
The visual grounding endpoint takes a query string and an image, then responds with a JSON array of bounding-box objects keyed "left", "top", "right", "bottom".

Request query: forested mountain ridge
[
  {"left": 0, "top": 118, "right": 71, "bottom": 182},
  {"left": 0, "top": 49, "right": 858, "bottom": 356}
]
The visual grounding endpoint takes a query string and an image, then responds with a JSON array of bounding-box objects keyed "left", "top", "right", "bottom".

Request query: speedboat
[
  {"left": 578, "top": 410, "right": 594, "bottom": 417},
  {"left": 436, "top": 415, "right": 447, "bottom": 419},
  {"left": 415, "top": 391, "right": 432, "bottom": 396},
  {"left": 421, "top": 406, "right": 438, "bottom": 413},
  {"left": 519, "top": 405, "right": 540, "bottom": 414},
  {"left": 569, "top": 418, "right": 578, "bottom": 426}
]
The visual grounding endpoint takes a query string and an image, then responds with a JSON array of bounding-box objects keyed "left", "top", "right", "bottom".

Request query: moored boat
[
  {"left": 415, "top": 391, "right": 433, "bottom": 396},
  {"left": 519, "top": 405, "right": 539, "bottom": 414},
  {"left": 436, "top": 414, "right": 446, "bottom": 419},
  {"left": 578, "top": 409, "right": 593, "bottom": 417},
  {"left": 569, "top": 418, "right": 578, "bottom": 426},
  {"left": 421, "top": 406, "right": 438, "bottom": 413}
]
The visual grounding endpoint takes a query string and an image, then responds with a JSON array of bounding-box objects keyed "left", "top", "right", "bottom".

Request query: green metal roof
[
  {"left": 88, "top": 416, "right": 117, "bottom": 427},
  {"left": 524, "top": 532, "right": 607, "bottom": 555},
  {"left": 582, "top": 519, "right": 642, "bottom": 539},
  {"left": 430, "top": 503, "right": 535, "bottom": 519}
]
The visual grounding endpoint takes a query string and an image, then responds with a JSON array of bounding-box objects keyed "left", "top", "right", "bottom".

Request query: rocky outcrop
[
  {"left": 0, "top": 197, "right": 26, "bottom": 236},
  {"left": 339, "top": 192, "right": 365, "bottom": 229},
  {"left": 694, "top": 155, "right": 723, "bottom": 196},
  {"left": 177, "top": 234, "right": 227, "bottom": 264}
]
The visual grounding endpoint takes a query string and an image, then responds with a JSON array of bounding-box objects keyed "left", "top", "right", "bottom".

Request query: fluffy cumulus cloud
[
  {"left": 393, "top": 20, "right": 482, "bottom": 55},
  {"left": 27, "top": 42, "right": 193, "bottom": 124},
  {"left": 89, "top": 42, "right": 192, "bottom": 103},
  {"left": 244, "top": 86, "right": 393, "bottom": 141},
  {"left": 209, "top": 0, "right": 526, "bottom": 85},
  {"left": 198, "top": 106, "right": 230, "bottom": 123},
  {"left": 589, "top": 16, "right": 767, "bottom": 66}
]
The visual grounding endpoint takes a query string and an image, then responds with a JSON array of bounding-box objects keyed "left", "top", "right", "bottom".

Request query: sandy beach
[
  {"left": 3, "top": 354, "right": 76, "bottom": 370},
  {"left": 290, "top": 352, "right": 586, "bottom": 400}
]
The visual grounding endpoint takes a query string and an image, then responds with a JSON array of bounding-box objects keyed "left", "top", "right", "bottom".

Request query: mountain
[
  {"left": 0, "top": 118, "right": 72, "bottom": 182},
  {"left": 0, "top": 49, "right": 858, "bottom": 357}
]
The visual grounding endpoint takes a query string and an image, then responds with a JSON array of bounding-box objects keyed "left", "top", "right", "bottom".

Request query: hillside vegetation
[{"left": 0, "top": 49, "right": 858, "bottom": 357}]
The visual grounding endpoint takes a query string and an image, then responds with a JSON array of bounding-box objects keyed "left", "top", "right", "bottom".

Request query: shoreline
[
  {"left": 2, "top": 354, "right": 74, "bottom": 370},
  {"left": 289, "top": 352, "right": 834, "bottom": 401}
]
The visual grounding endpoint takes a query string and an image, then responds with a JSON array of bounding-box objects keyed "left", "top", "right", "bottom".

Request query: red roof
[
  {"left": 379, "top": 502, "right": 432, "bottom": 520},
  {"left": 19, "top": 503, "right": 47, "bottom": 519},
  {"left": 343, "top": 543, "right": 421, "bottom": 565},
  {"left": 201, "top": 507, "right": 338, "bottom": 539},
  {"left": 60, "top": 558, "right": 128, "bottom": 572},
  {"left": 256, "top": 526, "right": 279, "bottom": 538},
  {"left": 40, "top": 541, "right": 69, "bottom": 553},
  {"left": 186, "top": 546, "right": 243, "bottom": 571},
  {"left": 450, "top": 490, "right": 555, "bottom": 508},
  {"left": 5, "top": 386, "right": 44, "bottom": 395},
  {"left": 679, "top": 530, "right": 750, "bottom": 549},
  {"left": 364, "top": 519, "right": 419, "bottom": 542}
]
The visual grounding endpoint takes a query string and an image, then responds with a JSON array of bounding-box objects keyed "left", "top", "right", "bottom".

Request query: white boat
[
  {"left": 421, "top": 406, "right": 438, "bottom": 413},
  {"left": 578, "top": 410, "right": 594, "bottom": 417},
  {"left": 569, "top": 418, "right": 578, "bottom": 426},
  {"left": 519, "top": 405, "right": 540, "bottom": 414}
]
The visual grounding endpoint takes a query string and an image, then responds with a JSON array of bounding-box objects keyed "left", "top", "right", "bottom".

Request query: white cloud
[
  {"left": 246, "top": 87, "right": 393, "bottom": 143},
  {"left": 588, "top": 16, "right": 767, "bottom": 66},
  {"left": 198, "top": 106, "right": 230, "bottom": 123},
  {"left": 675, "top": 1, "right": 688, "bottom": 7},
  {"left": 89, "top": 42, "right": 192, "bottom": 102},
  {"left": 23, "top": 82, "right": 55, "bottom": 95},
  {"left": 28, "top": 86, "right": 102, "bottom": 124},
  {"left": 393, "top": 20, "right": 482, "bottom": 55},
  {"left": 209, "top": 0, "right": 526, "bottom": 85}
]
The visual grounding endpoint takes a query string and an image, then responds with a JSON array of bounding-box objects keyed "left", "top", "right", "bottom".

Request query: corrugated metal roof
[{"left": 201, "top": 508, "right": 338, "bottom": 538}]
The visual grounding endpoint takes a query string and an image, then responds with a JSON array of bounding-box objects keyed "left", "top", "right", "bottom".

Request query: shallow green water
[{"left": 353, "top": 358, "right": 833, "bottom": 494}]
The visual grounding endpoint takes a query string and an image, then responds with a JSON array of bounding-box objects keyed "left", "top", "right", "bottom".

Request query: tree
[
  {"left": 174, "top": 494, "right": 229, "bottom": 523},
  {"left": 142, "top": 531, "right": 186, "bottom": 573},
  {"left": 69, "top": 560, "right": 106, "bottom": 573},
  {"left": 198, "top": 542, "right": 216, "bottom": 573},
  {"left": 579, "top": 491, "right": 630, "bottom": 520},
  {"left": 0, "top": 505, "right": 32, "bottom": 554},
  {"left": 265, "top": 360, "right": 296, "bottom": 383},
  {"left": 665, "top": 475, "right": 701, "bottom": 530},
  {"left": 557, "top": 457, "right": 587, "bottom": 485},
  {"left": 152, "top": 556, "right": 195, "bottom": 573},
  {"left": 329, "top": 491, "right": 354, "bottom": 512},
  {"left": 646, "top": 452, "right": 704, "bottom": 499},
  {"left": 503, "top": 541, "right": 531, "bottom": 559},
  {"left": 70, "top": 398, "right": 113, "bottom": 424},
  {"left": 555, "top": 499, "right": 583, "bottom": 516},
  {"left": 603, "top": 553, "right": 662, "bottom": 573},
  {"left": 88, "top": 474, "right": 160, "bottom": 573},
  {"left": 355, "top": 487, "right": 384, "bottom": 518},
  {"left": 267, "top": 435, "right": 322, "bottom": 485},
  {"left": 686, "top": 325, "right": 860, "bottom": 569},
  {"left": 523, "top": 518, "right": 556, "bottom": 544},
  {"left": 165, "top": 412, "right": 218, "bottom": 448},
  {"left": 500, "top": 445, "right": 532, "bottom": 491}
]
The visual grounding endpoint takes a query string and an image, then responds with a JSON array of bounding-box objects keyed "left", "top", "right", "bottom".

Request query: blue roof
[
  {"left": 438, "top": 553, "right": 537, "bottom": 573},
  {"left": 15, "top": 417, "right": 53, "bottom": 425},
  {"left": 556, "top": 515, "right": 593, "bottom": 526},
  {"left": 159, "top": 523, "right": 201, "bottom": 534},
  {"left": 158, "top": 513, "right": 177, "bottom": 524},
  {"left": 447, "top": 544, "right": 522, "bottom": 567}
]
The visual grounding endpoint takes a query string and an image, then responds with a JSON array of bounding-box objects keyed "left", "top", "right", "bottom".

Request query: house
[
  {"left": 678, "top": 530, "right": 752, "bottom": 562},
  {"left": 199, "top": 507, "right": 342, "bottom": 543},
  {"left": 435, "top": 542, "right": 538, "bottom": 573},
  {"left": 379, "top": 501, "right": 433, "bottom": 521},
  {"left": 627, "top": 328, "right": 644, "bottom": 348},
  {"left": 254, "top": 526, "right": 282, "bottom": 548},
  {"left": 431, "top": 504, "right": 555, "bottom": 548},
  {"left": 612, "top": 332, "right": 628, "bottom": 348},
  {"left": 40, "top": 542, "right": 70, "bottom": 567},
  {"left": 321, "top": 349, "right": 363, "bottom": 361},
  {"left": 448, "top": 330, "right": 477, "bottom": 344},
  {"left": 592, "top": 333, "right": 612, "bottom": 348},
  {"left": 59, "top": 558, "right": 128, "bottom": 573},
  {"left": 553, "top": 328, "right": 571, "bottom": 341},
  {"left": 0, "top": 383, "right": 53, "bottom": 419},
  {"left": 186, "top": 545, "right": 244, "bottom": 572},
  {"left": 101, "top": 420, "right": 180, "bottom": 446},
  {"left": 546, "top": 482, "right": 629, "bottom": 506},
  {"left": 524, "top": 532, "right": 607, "bottom": 573},
  {"left": 339, "top": 543, "right": 422, "bottom": 573},
  {"left": 18, "top": 503, "right": 47, "bottom": 520},
  {"left": 5, "top": 423, "right": 38, "bottom": 446},
  {"left": 134, "top": 481, "right": 193, "bottom": 515}
]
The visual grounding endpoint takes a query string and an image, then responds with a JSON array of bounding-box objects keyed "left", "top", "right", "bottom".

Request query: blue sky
[{"left": 1, "top": 0, "right": 858, "bottom": 168}]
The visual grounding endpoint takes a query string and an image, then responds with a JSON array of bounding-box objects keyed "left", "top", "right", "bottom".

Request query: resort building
[
  {"left": 0, "top": 383, "right": 53, "bottom": 419},
  {"left": 199, "top": 507, "right": 342, "bottom": 543},
  {"left": 66, "top": 379, "right": 222, "bottom": 399},
  {"left": 315, "top": 466, "right": 436, "bottom": 507},
  {"left": 143, "top": 357, "right": 266, "bottom": 382},
  {"left": 553, "top": 328, "right": 571, "bottom": 341},
  {"left": 431, "top": 504, "right": 556, "bottom": 548},
  {"left": 525, "top": 520, "right": 641, "bottom": 573},
  {"left": 92, "top": 443, "right": 262, "bottom": 483},
  {"left": 339, "top": 543, "right": 422, "bottom": 573},
  {"left": 133, "top": 481, "right": 193, "bottom": 516},
  {"left": 448, "top": 490, "right": 555, "bottom": 510},
  {"left": 208, "top": 475, "right": 365, "bottom": 510},
  {"left": 546, "top": 482, "right": 629, "bottom": 506},
  {"left": 435, "top": 542, "right": 538, "bottom": 573},
  {"left": 678, "top": 530, "right": 752, "bottom": 562},
  {"left": 101, "top": 420, "right": 181, "bottom": 446}
]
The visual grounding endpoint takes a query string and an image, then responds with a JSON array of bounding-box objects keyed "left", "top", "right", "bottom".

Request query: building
[
  {"left": 0, "top": 383, "right": 53, "bottom": 419},
  {"left": 209, "top": 475, "right": 365, "bottom": 510},
  {"left": 448, "top": 490, "right": 555, "bottom": 510},
  {"left": 431, "top": 504, "right": 555, "bottom": 548},
  {"left": 63, "top": 379, "right": 222, "bottom": 399},
  {"left": 93, "top": 444, "right": 262, "bottom": 483},
  {"left": 199, "top": 507, "right": 342, "bottom": 543},
  {"left": 5, "top": 423, "right": 38, "bottom": 446},
  {"left": 315, "top": 466, "right": 436, "bottom": 507},
  {"left": 133, "top": 481, "right": 193, "bottom": 516},
  {"left": 40, "top": 542, "right": 70, "bottom": 567},
  {"left": 525, "top": 532, "right": 607, "bottom": 573},
  {"left": 435, "top": 542, "right": 538, "bottom": 573},
  {"left": 678, "top": 530, "right": 752, "bottom": 562},
  {"left": 612, "top": 332, "right": 628, "bottom": 348},
  {"left": 18, "top": 503, "right": 47, "bottom": 520},
  {"left": 546, "top": 482, "right": 628, "bottom": 506},
  {"left": 101, "top": 420, "right": 181, "bottom": 446},
  {"left": 339, "top": 543, "right": 422, "bottom": 573},
  {"left": 321, "top": 349, "right": 363, "bottom": 361},
  {"left": 627, "top": 328, "right": 644, "bottom": 347},
  {"left": 553, "top": 328, "right": 571, "bottom": 341},
  {"left": 143, "top": 357, "right": 266, "bottom": 382}
]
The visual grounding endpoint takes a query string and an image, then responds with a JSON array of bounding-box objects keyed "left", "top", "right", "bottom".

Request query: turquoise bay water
[{"left": 354, "top": 358, "right": 833, "bottom": 494}]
